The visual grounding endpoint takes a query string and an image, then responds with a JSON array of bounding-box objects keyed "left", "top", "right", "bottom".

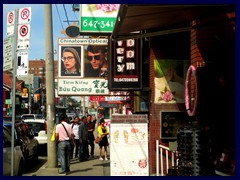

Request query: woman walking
[{"left": 97, "top": 118, "right": 109, "bottom": 160}]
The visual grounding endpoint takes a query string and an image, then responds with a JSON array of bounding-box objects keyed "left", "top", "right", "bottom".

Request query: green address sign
[{"left": 81, "top": 17, "right": 117, "bottom": 32}]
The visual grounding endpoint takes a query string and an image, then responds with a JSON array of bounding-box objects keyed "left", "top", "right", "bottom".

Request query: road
[{"left": 23, "top": 156, "right": 47, "bottom": 176}]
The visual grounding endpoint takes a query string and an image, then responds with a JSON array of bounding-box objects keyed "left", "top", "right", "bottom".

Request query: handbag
[
  {"left": 51, "top": 124, "right": 56, "bottom": 142},
  {"left": 61, "top": 123, "right": 74, "bottom": 149},
  {"left": 95, "top": 136, "right": 102, "bottom": 144}
]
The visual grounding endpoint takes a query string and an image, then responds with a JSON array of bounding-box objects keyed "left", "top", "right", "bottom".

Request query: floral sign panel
[
  {"left": 154, "top": 59, "right": 187, "bottom": 104},
  {"left": 80, "top": 4, "right": 120, "bottom": 33}
]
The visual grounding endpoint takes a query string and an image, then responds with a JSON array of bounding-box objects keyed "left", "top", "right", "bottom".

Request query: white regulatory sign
[
  {"left": 17, "top": 24, "right": 31, "bottom": 50},
  {"left": 17, "top": 51, "right": 29, "bottom": 76},
  {"left": 4, "top": 37, "right": 14, "bottom": 71},
  {"left": 18, "top": 7, "right": 31, "bottom": 24},
  {"left": 7, "top": 11, "right": 15, "bottom": 36}
]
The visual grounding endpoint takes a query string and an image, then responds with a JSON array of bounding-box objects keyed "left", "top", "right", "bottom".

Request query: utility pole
[{"left": 44, "top": 4, "right": 57, "bottom": 168}]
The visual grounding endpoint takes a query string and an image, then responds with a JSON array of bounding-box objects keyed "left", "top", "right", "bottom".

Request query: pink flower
[
  {"left": 161, "top": 91, "right": 173, "bottom": 102},
  {"left": 96, "top": 4, "right": 120, "bottom": 12}
]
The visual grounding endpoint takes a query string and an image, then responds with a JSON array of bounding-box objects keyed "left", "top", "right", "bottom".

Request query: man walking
[
  {"left": 70, "top": 116, "right": 80, "bottom": 158},
  {"left": 87, "top": 114, "right": 96, "bottom": 158},
  {"left": 78, "top": 116, "right": 88, "bottom": 161},
  {"left": 56, "top": 113, "right": 75, "bottom": 175}
]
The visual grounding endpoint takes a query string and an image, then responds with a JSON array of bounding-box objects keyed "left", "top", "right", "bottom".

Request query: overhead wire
[
  {"left": 54, "top": 4, "right": 64, "bottom": 31},
  {"left": 63, "top": 4, "right": 70, "bottom": 26}
]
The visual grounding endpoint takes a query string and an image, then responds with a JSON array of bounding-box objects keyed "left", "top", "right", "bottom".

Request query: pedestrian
[
  {"left": 87, "top": 114, "right": 96, "bottom": 158},
  {"left": 78, "top": 116, "right": 89, "bottom": 161},
  {"left": 85, "top": 45, "right": 108, "bottom": 77},
  {"left": 61, "top": 47, "right": 81, "bottom": 76},
  {"left": 56, "top": 113, "right": 75, "bottom": 175},
  {"left": 70, "top": 116, "right": 80, "bottom": 159},
  {"left": 97, "top": 118, "right": 109, "bottom": 160}
]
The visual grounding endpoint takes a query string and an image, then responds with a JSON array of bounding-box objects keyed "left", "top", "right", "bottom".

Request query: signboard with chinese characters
[
  {"left": 58, "top": 78, "right": 109, "bottom": 95},
  {"left": 110, "top": 114, "right": 149, "bottom": 176},
  {"left": 80, "top": 4, "right": 120, "bottom": 33},
  {"left": 109, "top": 38, "right": 142, "bottom": 90}
]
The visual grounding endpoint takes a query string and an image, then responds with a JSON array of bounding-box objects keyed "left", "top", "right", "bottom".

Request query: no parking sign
[
  {"left": 18, "top": 7, "right": 31, "bottom": 24},
  {"left": 7, "top": 11, "right": 15, "bottom": 36},
  {"left": 17, "top": 7, "right": 31, "bottom": 50}
]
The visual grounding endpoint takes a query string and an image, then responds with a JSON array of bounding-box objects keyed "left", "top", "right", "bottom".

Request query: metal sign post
[{"left": 10, "top": 9, "right": 18, "bottom": 177}]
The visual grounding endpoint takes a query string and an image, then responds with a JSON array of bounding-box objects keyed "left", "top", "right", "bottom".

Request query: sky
[{"left": 3, "top": 4, "right": 79, "bottom": 60}]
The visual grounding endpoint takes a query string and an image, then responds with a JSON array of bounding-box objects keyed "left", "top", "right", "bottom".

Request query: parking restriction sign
[
  {"left": 19, "top": 24, "right": 29, "bottom": 37},
  {"left": 18, "top": 7, "right": 31, "bottom": 24},
  {"left": 7, "top": 11, "right": 15, "bottom": 36},
  {"left": 17, "top": 24, "right": 30, "bottom": 50}
]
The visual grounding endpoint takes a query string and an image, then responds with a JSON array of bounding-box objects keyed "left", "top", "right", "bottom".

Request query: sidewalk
[
  {"left": 33, "top": 124, "right": 110, "bottom": 176},
  {"left": 35, "top": 155, "right": 110, "bottom": 176}
]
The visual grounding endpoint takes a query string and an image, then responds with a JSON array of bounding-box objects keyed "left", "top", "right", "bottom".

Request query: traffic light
[
  {"left": 22, "top": 88, "right": 28, "bottom": 97},
  {"left": 34, "top": 94, "right": 40, "bottom": 102}
]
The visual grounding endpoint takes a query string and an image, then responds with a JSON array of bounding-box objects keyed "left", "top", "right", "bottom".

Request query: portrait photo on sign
[
  {"left": 59, "top": 46, "right": 83, "bottom": 77},
  {"left": 84, "top": 45, "right": 108, "bottom": 78}
]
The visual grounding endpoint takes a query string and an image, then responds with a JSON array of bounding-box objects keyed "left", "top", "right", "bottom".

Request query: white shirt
[{"left": 71, "top": 123, "right": 79, "bottom": 139}]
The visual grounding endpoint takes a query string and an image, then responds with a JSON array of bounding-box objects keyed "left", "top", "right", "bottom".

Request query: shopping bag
[
  {"left": 95, "top": 136, "right": 102, "bottom": 144},
  {"left": 51, "top": 124, "right": 56, "bottom": 142}
]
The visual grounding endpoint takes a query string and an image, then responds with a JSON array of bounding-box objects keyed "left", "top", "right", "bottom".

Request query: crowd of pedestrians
[{"left": 56, "top": 113, "right": 109, "bottom": 175}]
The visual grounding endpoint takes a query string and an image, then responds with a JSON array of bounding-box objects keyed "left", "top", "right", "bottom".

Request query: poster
[{"left": 110, "top": 123, "right": 149, "bottom": 176}]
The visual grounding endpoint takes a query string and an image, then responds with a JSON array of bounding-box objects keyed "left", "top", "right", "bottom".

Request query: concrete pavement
[
  {"left": 27, "top": 122, "right": 110, "bottom": 176},
  {"left": 33, "top": 155, "right": 110, "bottom": 176}
]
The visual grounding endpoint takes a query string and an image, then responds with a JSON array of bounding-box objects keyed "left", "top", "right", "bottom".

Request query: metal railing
[{"left": 156, "top": 140, "right": 178, "bottom": 176}]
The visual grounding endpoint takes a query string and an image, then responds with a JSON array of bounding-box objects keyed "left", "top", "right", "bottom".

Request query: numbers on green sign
[
  {"left": 106, "top": 21, "right": 110, "bottom": 27},
  {"left": 82, "top": 19, "right": 116, "bottom": 31}
]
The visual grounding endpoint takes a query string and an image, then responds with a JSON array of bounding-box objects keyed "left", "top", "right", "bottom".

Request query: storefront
[{"left": 110, "top": 4, "right": 235, "bottom": 175}]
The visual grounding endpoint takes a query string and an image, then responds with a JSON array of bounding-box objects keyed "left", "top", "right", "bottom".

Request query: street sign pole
[{"left": 10, "top": 9, "right": 18, "bottom": 176}]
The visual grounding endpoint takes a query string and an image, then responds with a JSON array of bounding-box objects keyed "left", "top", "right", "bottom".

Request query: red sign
[
  {"left": 19, "top": 25, "right": 28, "bottom": 37},
  {"left": 89, "top": 96, "right": 105, "bottom": 101},
  {"left": 8, "top": 12, "right": 14, "bottom": 24},
  {"left": 20, "top": 8, "right": 30, "bottom": 20}
]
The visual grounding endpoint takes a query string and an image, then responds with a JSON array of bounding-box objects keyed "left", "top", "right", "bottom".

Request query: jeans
[
  {"left": 58, "top": 141, "right": 71, "bottom": 173},
  {"left": 79, "top": 140, "right": 88, "bottom": 160},
  {"left": 70, "top": 139, "right": 80, "bottom": 158},
  {"left": 88, "top": 139, "right": 95, "bottom": 156},
  {"left": 88, "top": 134, "right": 95, "bottom": 156}
]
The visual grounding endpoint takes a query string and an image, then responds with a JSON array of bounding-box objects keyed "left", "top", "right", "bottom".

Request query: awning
[{"left": 112, "top": 4, "right": 234, "bottom": 40}]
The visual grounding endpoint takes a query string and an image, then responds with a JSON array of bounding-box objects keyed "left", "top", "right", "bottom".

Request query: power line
[
  {"left": 54, "top": 4, "right": 64, "bottom": 30},
  {"left": 63, "top": 4, "right": 70, "bottom": 26}
]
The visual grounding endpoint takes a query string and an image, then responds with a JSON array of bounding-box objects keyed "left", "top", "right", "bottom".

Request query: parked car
[
  {"left": 3, "top": 121, "right": 39, "bottom": 169},
  {"left": 3, "top": 126, "right": 24, "bottom": 176},
  {"left": 23, "top": 119, "right": 48, "bottom": 153},
  {"left": 21, "top": 114, "right": 45, "bottom": 120}
]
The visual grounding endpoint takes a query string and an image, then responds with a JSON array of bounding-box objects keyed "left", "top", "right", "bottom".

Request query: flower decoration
[
  {"left": 158, "top": 86, "right": 176, "bottom": 102},
  {"left": 96, "top": 4, "right": 120, "bottom": 12}
]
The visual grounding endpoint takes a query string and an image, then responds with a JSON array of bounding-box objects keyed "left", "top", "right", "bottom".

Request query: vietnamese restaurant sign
[{"left": 58, "top": 78, "right": 109, "bottom": 96}]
